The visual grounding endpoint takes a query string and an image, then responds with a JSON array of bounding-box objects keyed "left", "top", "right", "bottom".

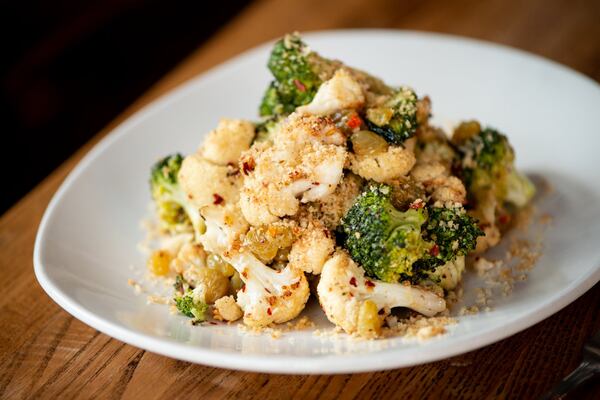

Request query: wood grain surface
[{"left": 2, "top": 0, "right": 600, "bottom": 398}]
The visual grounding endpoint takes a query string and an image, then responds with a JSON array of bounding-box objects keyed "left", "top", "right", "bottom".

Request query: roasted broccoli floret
[
  {"left": 365, "top": 86, "right": 419, "bottom": 145},
  {"left": 415, "top": 205, "right": 483, "bottom": 272},
  {"left": 150, "top": 154, "right": 204, "bottom": 240},
  {"left": 453, "top": 122, "right": 535, "bottom": 213},
  {"left": 340, "top": 184, "right": 432, "bottom": 283},
  {"left": 505, "top": 168, "right": 536, "bottom": 209},
  {"left": 259, "top": 33, "right": 422, "bottom": 146},
  {"left": 173, "top": 274, "right": 209, "bottom": 321},
  {"left": 340, "top": 183, "right": 483, "bottom": 284},
  {"left": 259, "top": 34, "right": 325, "bottom": 116}
]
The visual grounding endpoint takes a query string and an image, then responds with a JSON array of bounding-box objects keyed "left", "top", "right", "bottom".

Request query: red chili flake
[
  {"left": 213, "top": 193, "right": 224, "bottom": 205},
  {"left": 209, "top": 321, "right": 218, "bottom": 325},
  {"left": 430, "top": 244, "right": 440, "bottom": 256},
  {"left": 498, "top": 214, "right": 511, "bottom": 225},
  {"left": 242, "top": 158, "right": 255, "bottom": 175},
  {"left": 267, "top": 308, "right": 272, "bottom": 316},
  {"left": 365, "top": 280, "right": 375, "bottom": 288},
  {"left": 346, "top": 113, "right": 362, "bottom": 129},
  {"left": 241, "top": 284, "right": 246, "bottom": 292},
  {"left": 323, "top": 229, "right": 330, "bottom": 238},
  {"left": 349, "top": 277, "right": 357, "bottom": 287},
  {"left": 409, "top": 199, "right": 425, "bottom": 209},
  {"left": 242, "top": 270, "right": 248, "bottom": 278},
  {"left": 265, "top": 287, "right": 271, "bottom": 294},
  {"left": 378, "top": 308, "right": 385, "bottom": 315},
  {"left": 293, "top": 79, "right": 306, "bottom": 92}
]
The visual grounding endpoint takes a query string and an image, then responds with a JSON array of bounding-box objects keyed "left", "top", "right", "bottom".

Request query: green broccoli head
[
  {"left": 173, "top": 274, "right": 209, "bottom": 321},
  {"left": 340, "top": 184, "right": 432, "bottom": 283},
  {"left": 174, "top": 294, "right": 209, "bottom": 320},
  {"left": 259, "top": 34, "right": 324, "bottom": 117},
  {"left": 150, "top": 154, "right": 204, "bottom": 239},
  {"left": 259, "top": 82, "right": 290, "bottom": 117},
  {"left": 365, "top": 86, "right": 419, "bottom": 145},
  {"left": 453, "top": 123, "right": 535, "bottom": 212},
  {"left": 416, "top": 205, "right": 483, "bottom": 270},
  {"left": 151, "top": 154, "right": 186, "bottom": 226}
]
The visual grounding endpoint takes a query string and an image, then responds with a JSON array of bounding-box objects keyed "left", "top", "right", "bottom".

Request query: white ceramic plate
[{"left": 34, "top": 30, "right": 600, "bottom": 374}]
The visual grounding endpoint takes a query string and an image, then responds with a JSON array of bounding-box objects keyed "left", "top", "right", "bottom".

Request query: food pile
[{"left": 145, "top": 33, "right": 535, "bottom": 338}]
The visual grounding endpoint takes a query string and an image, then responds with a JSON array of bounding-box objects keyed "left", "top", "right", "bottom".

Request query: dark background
[{"left": 1, "top": 0, "right": 251, "bottom": 215}]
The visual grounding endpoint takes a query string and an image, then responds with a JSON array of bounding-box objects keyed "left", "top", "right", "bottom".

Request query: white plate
[{"left": 34, "top": 30, "right": 600, "bottom": 374}]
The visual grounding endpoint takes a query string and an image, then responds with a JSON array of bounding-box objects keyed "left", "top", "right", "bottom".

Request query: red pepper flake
[
  {"left": 409, "top": 199, "right": 425, "bottom": 209},
  {"left": 378, "top": 308, "right": 385, "bottom": 315},
  {"left": 346, "top": 113, "right": 362, "bottom": 129},
  {"left": 293, "top": 79, "right": 306, "bottom": 92},
  {"left": 242, "top": 158, "right": 255, "bottom": 175},
  {"left": 242, "top": 270, "right": 248, "bottom": 278},
  {"left": 365, "top": 280, "right": 375, "bottom": 288},
  {"left": 241, "top": 284, "right": 246, "bottom": 292},
  {"left": 498, "top": 214, "right": 511, "bottom": 225},
  {"left": 265, "top": 287, "right": 271, "bottom": 294},
  {"left": 430, "top": 244, "right": 440, "bottom": 256},
  {"left": 267, "top": 308, "right": 272, "bottom": 316},
  {"left": 209, "top": 321, "right": 218, "bottom": 325},
  {"left": 349, "top": 277, "right": 357, "bottom": 287},
  {"left": 213, "top": 193, "right": 224, "bottom": 205}
]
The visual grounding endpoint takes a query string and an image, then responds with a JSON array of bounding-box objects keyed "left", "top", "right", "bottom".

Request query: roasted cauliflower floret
[
  {"left": 288, "top": 220, "right": 334, "bottom": 275},
  {"left": 475, "top": 224, "right": 501, "bottom": 253},
  {"left": 199, "top": 203, "right": 248, "bottom": 257},
  {"left": 296, "top": 68, "right": 365, "bottom": 116},
  {"left": 411, "top": 161, "right": 467, "bottom": 204},
  {"left": 227, "top": 252, "right": 310, "bottom": 327},
  {"left": 239, "top": 114, "right": 347, "bottom": 225},
  {"left": 414, "top": 125, "right": 457, "bottom": 170},
  {"left": 213, "top": 295, "right": 243, "bottom": 322},
  {"left": 317, "top": 252, "right": 447, "bottom": 337},
  {"left": 201, "top": 119, "right": 255, "bottom": 165},
  {"left": 349, "top": 145, "right": 416, "bottom": 183},
  {"left": 178, "top": 154, "right": 241, "bottom": 208},
  {"left": 200, "top": 203, "right": 309, "bottom": 326}
]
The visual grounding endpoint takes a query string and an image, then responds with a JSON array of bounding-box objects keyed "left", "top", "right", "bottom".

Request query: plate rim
[{"left": 33, "top": 28, "right": 600, "bottom": 374}]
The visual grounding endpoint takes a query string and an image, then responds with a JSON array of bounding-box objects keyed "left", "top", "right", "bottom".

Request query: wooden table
[{"left": 2, "top": 0, "right": 600, "bottom": 398}]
